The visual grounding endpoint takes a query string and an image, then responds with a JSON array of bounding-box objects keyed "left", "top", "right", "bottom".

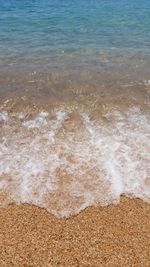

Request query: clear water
[
  {"left": 0, "top": 0, "right": 150, "bottom": 217},
  {"left": 0, "top": 107, "right": 150, "bottom": 217},
  {"left": 0, "top": 0, "right": 150, "bottom": 70}
]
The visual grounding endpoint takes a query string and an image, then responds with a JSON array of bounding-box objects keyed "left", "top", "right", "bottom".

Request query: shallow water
[
  {"left": 0, "top": 0, "right": 150, "bottom": 72},
  {"left": 0, "top": 0, "right": 150, "bottom": 217},
  {"left": 0, "top": 100, "right": 150, "bottom": 217}
]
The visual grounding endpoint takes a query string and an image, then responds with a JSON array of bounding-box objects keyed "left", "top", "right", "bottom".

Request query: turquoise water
[
  {"left": 0, "top": 1, "right": 150, "bottom": 217},
  {"left": 0, "top": 0, "right": 150, "bottom": 71}
]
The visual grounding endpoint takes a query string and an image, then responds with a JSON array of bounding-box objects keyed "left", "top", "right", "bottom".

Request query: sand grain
[{"left": 0, "top": 197, "right": 150, "bottom": 267}]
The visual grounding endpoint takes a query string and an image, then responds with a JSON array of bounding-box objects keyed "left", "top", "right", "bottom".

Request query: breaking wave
[{"left": 0, "top": 106, "right": 150, "bottom": 217}]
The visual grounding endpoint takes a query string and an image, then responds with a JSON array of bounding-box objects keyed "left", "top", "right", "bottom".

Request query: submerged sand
[
  {"left": 0, "top": 71, "right": 150, "bottom": 266},
  {"left": 0, "top": 197, "right": 150, "bottom": 267}
]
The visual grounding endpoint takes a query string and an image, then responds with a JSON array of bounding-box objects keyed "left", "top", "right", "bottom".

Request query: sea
[{"left": 0, "top": 0, "right": 150, "bottom": 217}]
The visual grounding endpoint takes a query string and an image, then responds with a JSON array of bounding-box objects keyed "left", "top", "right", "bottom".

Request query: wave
[{"left": 0, "top": 106, "right": 150, "bottom": 217}]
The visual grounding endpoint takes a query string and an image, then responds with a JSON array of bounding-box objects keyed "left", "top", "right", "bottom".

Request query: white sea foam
[
  {"left": 0, "top": 112, "right": 8, "bottom": 122},
  {"left": 0, "top": 107, "right": 149, "bottom": 217},
  {"left": 23, "top": 112, "right": 49, "bottom": 129}
]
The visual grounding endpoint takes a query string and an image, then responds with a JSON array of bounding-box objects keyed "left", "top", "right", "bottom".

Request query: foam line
[{"left": 0, "top": 107, "right": 149, "bottom": 217}]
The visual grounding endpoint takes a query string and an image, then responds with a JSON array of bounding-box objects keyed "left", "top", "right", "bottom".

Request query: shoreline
[{"left": 1, "top": 196, "right": 150, "bottom": 266}]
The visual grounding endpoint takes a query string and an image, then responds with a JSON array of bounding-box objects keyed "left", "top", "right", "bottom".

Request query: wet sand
[
  {"left": 0, "top": 197, "right": 150, "bottom": 267},
  {"left": 0, "top": 71, "right": 150, "bottom": 266}
]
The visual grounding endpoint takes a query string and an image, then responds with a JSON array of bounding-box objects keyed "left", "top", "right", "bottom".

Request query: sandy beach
[
  {"left": 1, "top": 1, "right": 150, "bottom": 266},
  {"left": 0, "top": 197, "right": 150, "bottom": 267},
  {"left": 0, "top": 74, "right": 150, "bottom": 266}
]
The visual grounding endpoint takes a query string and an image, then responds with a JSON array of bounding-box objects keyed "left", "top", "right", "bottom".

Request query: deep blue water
[{"left": 0, "top": 0, "right": 150, "bottom": 71}]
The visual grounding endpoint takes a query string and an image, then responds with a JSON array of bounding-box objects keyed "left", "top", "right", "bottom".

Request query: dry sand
[{"left": 0, "top": 197, "right": 150, "bottom": 267}]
